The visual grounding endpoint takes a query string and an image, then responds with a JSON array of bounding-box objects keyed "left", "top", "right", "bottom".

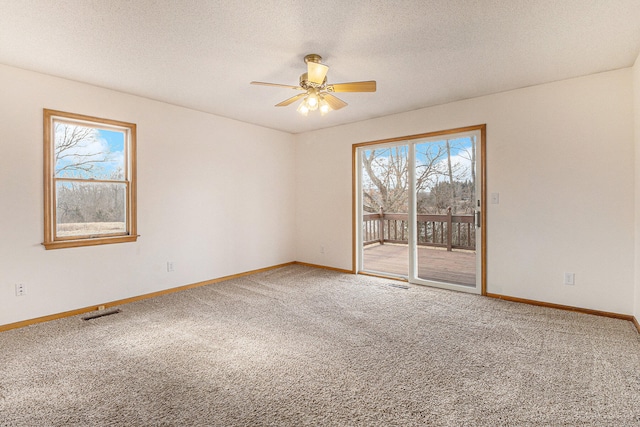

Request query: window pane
[
  {"left": 54, "top": 123, "right": 125, "bottom": 180},
  {"left": 56, "top": 181, "right": 127, "bottom": 237},
  {"left": 361, "top": 146, "right": 409, "bottom": 214},
  {"left": 416, "top": 137, "right": 476, "bottom": 215}
]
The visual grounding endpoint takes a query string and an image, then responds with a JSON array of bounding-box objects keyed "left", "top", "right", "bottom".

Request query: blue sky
[
  {"left": 363, "top": 137, "right": 474, "bottom": 167},
  {"left": 54, "top": 124, "right": 125, "bottom": 179},
  {"left": 362, "top": 136, "right": 475, "bottom": 190},
  {"left": 99, "top": 129, "right": 124, "bottom": 154},
  {"left": 416, "top": 137, "right": 473, "bottom": 161}
]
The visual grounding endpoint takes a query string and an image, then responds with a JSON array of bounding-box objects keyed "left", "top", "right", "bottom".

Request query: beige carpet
[{"left": 1, "top": 265, "right": 639, "bottom": 426}]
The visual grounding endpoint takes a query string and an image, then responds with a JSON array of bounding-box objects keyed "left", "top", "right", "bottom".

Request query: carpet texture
[{"left": 1, "top": 265, "right": 639, "bottom": 426}]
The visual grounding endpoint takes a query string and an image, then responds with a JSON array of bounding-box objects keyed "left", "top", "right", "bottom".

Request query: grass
[{"left": 57, "top": 222, "right": 125, "bottom": 237}]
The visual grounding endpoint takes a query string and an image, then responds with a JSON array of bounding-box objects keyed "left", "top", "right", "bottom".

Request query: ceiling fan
[{"left": 250, "top": 54, "right": 376, "bottom": 115}]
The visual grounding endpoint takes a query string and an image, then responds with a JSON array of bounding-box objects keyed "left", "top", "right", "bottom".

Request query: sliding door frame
[{"left": 352, "top": 124, "right": 487, "bottom": 295}]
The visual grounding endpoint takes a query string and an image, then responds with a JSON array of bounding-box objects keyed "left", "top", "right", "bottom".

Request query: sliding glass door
[
  {"left": 356, "top": 126, "right": 485, "bottom": 293},
  {"left": 360, "top": 143, "right": 410, "bottom": 279}
]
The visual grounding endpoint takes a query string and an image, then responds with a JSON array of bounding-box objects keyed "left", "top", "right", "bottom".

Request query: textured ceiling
[{"left": 1, "top": 1, "right": 639, "bottom": 134}]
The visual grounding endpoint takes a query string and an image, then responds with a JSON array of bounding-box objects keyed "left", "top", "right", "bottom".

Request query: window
[{"left": 43, "top": 109, "right": 137, "bottom": 249}]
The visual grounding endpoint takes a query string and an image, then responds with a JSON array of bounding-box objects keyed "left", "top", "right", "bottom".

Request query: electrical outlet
[
  {"left": 320, "top": 246, "right": 325, "bottom": 254},
  {"left": 564, "top": 272, "right": 575, "bottom": 285},
  {"left": 167, "top": 261, "right": 174, "bottom": 272},
  {"left": 15, "top": 283, "right": 26, "bottom": 296}
]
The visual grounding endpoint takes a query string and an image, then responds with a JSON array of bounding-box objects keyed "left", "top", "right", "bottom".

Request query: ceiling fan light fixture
[
  {"left": 307, "top": 92, "right": 319, "bottom": 109},
  {"left": 297, "top": 102, "right": 309, "bottom": 116},
  {"left": 305, "top": 94, "right": 320, "bottom": 112},
  {"left": 319, "top": 97, "right": 331, "bottom": 115}
]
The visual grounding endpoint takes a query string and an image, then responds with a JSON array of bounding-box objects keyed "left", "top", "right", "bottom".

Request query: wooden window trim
[{"left": 43, "top": 109, "right": 138, "bottom": 250}]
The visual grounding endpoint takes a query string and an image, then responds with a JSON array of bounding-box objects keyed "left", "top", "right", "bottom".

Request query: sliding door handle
[{"left": 475, "top": 211, "right": 481, "bottom": 227}]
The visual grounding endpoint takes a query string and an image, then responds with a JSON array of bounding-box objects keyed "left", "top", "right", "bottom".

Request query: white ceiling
[{"left": 1, "top": 1, "right": 639, "bottom": 134}]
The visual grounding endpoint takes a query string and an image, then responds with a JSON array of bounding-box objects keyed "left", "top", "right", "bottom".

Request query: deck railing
[{"left": 363, "top": 207, "right": 475, "bottom": 251}]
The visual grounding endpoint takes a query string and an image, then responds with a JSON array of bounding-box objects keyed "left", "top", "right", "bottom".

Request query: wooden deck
[{"left": 362, "top": 243, "right": 476, "bottom": 287}]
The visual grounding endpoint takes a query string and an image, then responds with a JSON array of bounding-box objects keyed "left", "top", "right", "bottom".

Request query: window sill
[{"left": 43, "top": 235, "right": 139, "bottom": 250}]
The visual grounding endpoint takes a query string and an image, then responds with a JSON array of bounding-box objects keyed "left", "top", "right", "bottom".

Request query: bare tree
[
  {"left": 455, "top": 135, "right": 476, "bottom": 188},
  {"left": 54, "top": 124, "right": 109, "bottom": 176},
  {"left": 362, "top": 138, "right": 474, "bottom": 215},
  {"left": 362, "top": 147, "right": 405, "bottom": 213},
  {"left": 362, "top": 144, "right": 449, "bottom": 213}
]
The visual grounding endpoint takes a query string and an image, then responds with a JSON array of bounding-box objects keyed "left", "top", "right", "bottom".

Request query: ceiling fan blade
[
  {"left": 307, "top": 62, "right": 329, "bottom": 85},
  {"left": 327, "top": 81, "right": 377, "bottom": 92},
  {"left": 275, "top": 93, "right": 307, "bottom": 107},
  {"left": 323, "top": 94, "right": 348, "bottom": 110},
  {"left": 251, "top": 81, "right": 303, "bottom": 90}
]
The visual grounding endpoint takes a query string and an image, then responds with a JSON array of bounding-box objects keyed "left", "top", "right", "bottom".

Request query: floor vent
[
  {"left": 82, "top": 308, "right": 121, "bottom": 321},
  {"left": 387, "top": 283, "right": 409, "bottom": 290}
]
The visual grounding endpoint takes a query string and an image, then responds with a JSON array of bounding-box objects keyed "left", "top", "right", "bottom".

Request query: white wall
[
  {"left": 0, "top": 64, "right": 296, "bottom": 326},
  {"left": 2, "top": 63, "right": 636, "bottom": 326},
  {"left": 295, "top": 69, "right": 635, "bottom": 314}
]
